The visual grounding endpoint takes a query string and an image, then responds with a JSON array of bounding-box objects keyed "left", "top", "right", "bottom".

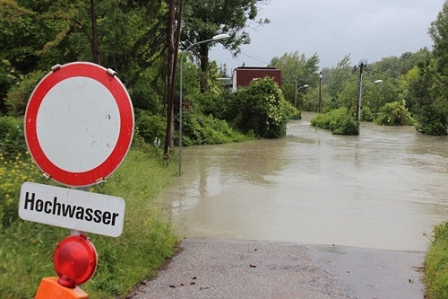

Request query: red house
[{"left": 232, "top": 67, "right": 282, "bottom": 92}]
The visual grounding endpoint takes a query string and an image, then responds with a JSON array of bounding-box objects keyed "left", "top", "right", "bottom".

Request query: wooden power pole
[{"left": 318, "top": 72, "right": 322, "bottom": 114}]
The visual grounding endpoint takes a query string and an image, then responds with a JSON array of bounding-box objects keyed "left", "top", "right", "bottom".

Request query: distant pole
[
  {"left": 318, "top": 72, "right": 322, "bottom": 114},
  {"left": 294, "top": 78, "right": 298, "bottom": 108},
  {"left": 356, "top": 60, "right": 366, "bottom": 125}
]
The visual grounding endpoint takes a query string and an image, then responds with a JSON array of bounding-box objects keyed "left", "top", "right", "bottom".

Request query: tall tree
[
  {"left": 268, "top": 51, "right": 320, "bottom": 107},
  {"left": 269, "top": 51, "right": 320, "bottom": 85},
  {"left": 0, "top": 0, "right": 170, "bottom": 112},
  {"left": 409, "top": 0, "right": 448, "bottom": 135},
  {"left": 180, "top": 0, "right": 269, "bottom": 92},
  {"left": 324, "top": 55, "right": 353, "bottom": 101},
  {"left": 429, "top": 0, "right": 448, "bottom": 93}
]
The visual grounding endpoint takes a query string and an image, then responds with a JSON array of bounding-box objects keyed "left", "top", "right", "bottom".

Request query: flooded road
[{"left": 166, "top": 112, "right": 448, "bottom": 252}]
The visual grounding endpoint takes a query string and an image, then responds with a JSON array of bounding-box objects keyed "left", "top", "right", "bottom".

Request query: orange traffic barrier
[{"left": 35, "top": 277, "right": 88, "bottom": 299}]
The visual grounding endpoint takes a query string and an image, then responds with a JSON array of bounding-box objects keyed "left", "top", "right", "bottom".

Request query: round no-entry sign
[{"left": 24, "top": 62, "right": 134, "bottom": 187}]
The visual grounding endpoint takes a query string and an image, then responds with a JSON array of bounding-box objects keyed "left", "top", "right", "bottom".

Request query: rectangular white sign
[{"left": 19, "top": 182, "right": 125, "bottom": 237}]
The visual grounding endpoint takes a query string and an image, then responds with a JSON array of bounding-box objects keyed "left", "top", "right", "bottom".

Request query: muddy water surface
[{"left": 165, "top": 112, "right": 448, "bottom": 251}]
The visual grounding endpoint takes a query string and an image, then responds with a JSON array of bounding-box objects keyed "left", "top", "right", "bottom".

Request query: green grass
[
  {"left": 424, "top": 221, "right": 448, "bottom": 299},
  {"left": 0, "top": 141, "right": 179, "bottom": 298}
]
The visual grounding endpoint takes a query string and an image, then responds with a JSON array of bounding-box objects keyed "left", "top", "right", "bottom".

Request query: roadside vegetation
[
  {"left": 424, "top": 221, "right": 448, "bottom": 299},
  {"left": 2, "top": 0, "right": 448, "bottom": 297},
  {"left": 0, "top": 131, "right": 180, "bottom": 298}
]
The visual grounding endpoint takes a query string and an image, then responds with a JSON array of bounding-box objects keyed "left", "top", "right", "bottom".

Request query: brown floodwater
[{"left": 164, "top": 112, "right": 448, "bottom": 251}]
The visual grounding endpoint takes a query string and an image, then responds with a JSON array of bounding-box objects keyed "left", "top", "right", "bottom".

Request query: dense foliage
[
  {"left": 310, "top": 108, "right": 359, "bottom": 135},
  {"left": 270, "top": 49, "right": 438, "bottom": 135},
  {"left": 374, "top": 100, "right": 415, "bottom": 126},
  {"left": 416, "top": 103, "right": 448, "bottom": 135},
  {"left": 181, "top": 0, "right": 269, "bottom": 91},
  {"left": 232, "top": 77, "right": 297, "bottom": 138},
  {"left": 0, "top": 116, "right": 26, "bottom": 160},
  {"left": 268, "top": 51, "right": 319, "bottom": 109}
]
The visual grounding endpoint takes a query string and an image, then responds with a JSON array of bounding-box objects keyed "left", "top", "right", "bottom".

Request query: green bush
[
  {"left": 310, "top": 108, "right": 359, "bottom": 135},
  {"left": 0, "top": 116, "right": 27, "bottom": 160},
  {"left": 375, "top": 100, "right": 415, "bottom": 126},
  {"left": 213, "top": 88, "right": 243, "bottom": 125},
  {"left": 361, "top": 106, "right": 374, "bottom": 122},
  {"left": 135, "top": 109, "right": 166, "bottom": 146},
  {"left": 190, "top": 91, "right": 220, "bottom": 115},
  {"left": 0, "top": 60, "right": 16, "bottom": 114},
  {"left": 234, "top": 77, "right": 297, "bottom": 138},
  {"left": 332, "top": 117, "right": 359, "bottom": 135},
  {"left": 416, "top": 104, "right": 448, "bottom": 135},
  {"left": 5, "top": 70, "right": 47, "bottom": 116},
  {"left": 180, "top": 106, "right": 246, "bottom": 146}
]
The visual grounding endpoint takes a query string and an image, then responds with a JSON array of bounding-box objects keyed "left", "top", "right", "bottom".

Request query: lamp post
[
  {"left": 179, "top": 33, "right": 230, "bottom": 176},
  {"left": 294, "top": 84, "right": 308, "bottom": 108},
  {"left": 357, "top": 77, "right": 383, "bottom": 127}
]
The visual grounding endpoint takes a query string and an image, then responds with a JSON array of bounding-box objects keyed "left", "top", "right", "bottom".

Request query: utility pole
[
  {"left": 318, "top": 72, "right": 322, "bottom": 114},
  {"left": 356, "top": 59, "right": 367, "bottom": 125},
  {"left": 294, "top": 78, "right": 298, "bottom": 108}
]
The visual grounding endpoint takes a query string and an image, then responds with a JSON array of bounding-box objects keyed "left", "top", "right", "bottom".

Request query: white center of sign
[{"left": 37, "top": 77, "right": 120, "bottom": 172}]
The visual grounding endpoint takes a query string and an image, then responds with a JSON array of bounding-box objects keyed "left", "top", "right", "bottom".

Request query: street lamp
[
  {"left": 179, "top": 33, "right": 230, "bottom": 176},
  {"left": 294, "top": 84, "right": 308, "bottom": 108},
  {"left": 297, "top": 84, "right": 309, "bottom": 91},
  {"left": 362, "top": 79, "right": 383, "bottom": 91},
  {"left": 356, "top": 78, "right": 383, "bottom": 126}
]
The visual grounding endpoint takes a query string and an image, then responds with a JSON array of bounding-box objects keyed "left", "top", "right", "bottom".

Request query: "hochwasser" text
[{"left": 23, "top": 192, "right": 120, "bottom": 226}]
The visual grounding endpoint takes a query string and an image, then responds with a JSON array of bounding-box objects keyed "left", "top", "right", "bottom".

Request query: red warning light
[{"left": 54, "top": 234, "right": 98, "bottom": 288}]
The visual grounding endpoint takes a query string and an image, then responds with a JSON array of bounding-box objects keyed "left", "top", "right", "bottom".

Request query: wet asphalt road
[{"left": 128, "top": 239, "right": 425, "bottom": 299}]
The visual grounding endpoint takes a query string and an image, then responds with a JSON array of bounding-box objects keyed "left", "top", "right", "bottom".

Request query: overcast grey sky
[{"left": 209, "top": 0, "right": 445, "bottom": 71}]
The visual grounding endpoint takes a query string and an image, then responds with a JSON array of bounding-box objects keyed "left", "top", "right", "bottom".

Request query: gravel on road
[
  {"left": 127, "top": 239, "right": 425, "bottom": 299},
  {"left": 129, "top": 239, "right": 355, "bottom": 299}
]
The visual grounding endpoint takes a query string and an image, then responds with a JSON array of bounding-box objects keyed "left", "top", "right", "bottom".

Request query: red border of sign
[{"left": 24, "top": 62, "right": 134, "bottom": 187}]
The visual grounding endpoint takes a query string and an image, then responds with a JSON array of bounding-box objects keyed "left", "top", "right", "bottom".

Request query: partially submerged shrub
[
  {"left": 416, "top": 103, "right": 448, "bottom": 135},
  {"left": 234, "top": 77, "right": 297, "bottom": 138},
  {"left": 311, "top": 108, "right": 359, "bottom": 135},
  {"left": 375, "top": 100, "right": 415, "bottom": 126}
]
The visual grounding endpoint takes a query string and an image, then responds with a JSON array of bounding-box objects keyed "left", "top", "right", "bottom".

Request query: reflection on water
[{"left": 165, "top": 112, "right": 448, "bottom": 251}]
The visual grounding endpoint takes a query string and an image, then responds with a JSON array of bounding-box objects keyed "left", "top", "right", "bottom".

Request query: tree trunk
[
  {"left": 164, "top": 0, "right": 176, "bottom": 158},
  {"left": 199, "top": 43, "right": 210, "bottom": 93},
  {"left": 90, "top": 0, "right": 100, "bottom": 64},
  {"left": 171, "top": 0, "right": 183, "bottom": 133}
]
